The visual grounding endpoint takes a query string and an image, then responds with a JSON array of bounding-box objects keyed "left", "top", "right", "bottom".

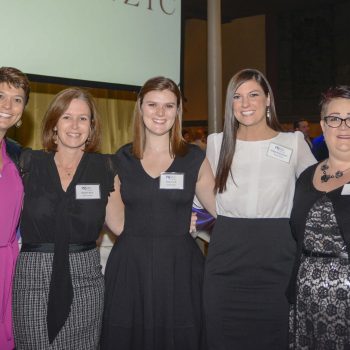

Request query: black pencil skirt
[{"left": 203, "top": 216, "right": 296, "bottom": 350}]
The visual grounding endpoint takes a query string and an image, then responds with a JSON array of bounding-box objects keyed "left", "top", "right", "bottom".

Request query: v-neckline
[
  {"left": 138, "top": 157, "right": 176, "bottom": 180},
  {"left": 49, "top": 152, "right": 88, "bottom": 194}
]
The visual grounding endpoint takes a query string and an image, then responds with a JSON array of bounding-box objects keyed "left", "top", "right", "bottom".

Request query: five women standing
[{"left": 6, "top": 67, "right": 346, "bottom": 350}]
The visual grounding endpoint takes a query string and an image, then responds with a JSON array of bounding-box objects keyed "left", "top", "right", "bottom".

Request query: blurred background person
[
  {"left": 203, "top": 68, "right": 316, "bottom": 350},
  {"left": 191, "top": 127, "right": 207, "bottom": 151},
  {"left": 0, "top": 67, "right": 29, "bottom": 350},
  {"left": 288, "top": 85, "right": 350, "bottom": 349},
  {"left": 294, "top": 119, "right": 313, "bottom": 149},
  {"left": 182, "top": 128, "right": 192, "bottom": 143},
  {"left": 312, "top": 133, "right": 329, "bottom": 161}
]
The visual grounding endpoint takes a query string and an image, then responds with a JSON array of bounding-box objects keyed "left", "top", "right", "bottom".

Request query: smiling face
[
  {"left": 141, "top": 89, "right": 178, "bottom": 138},
  {"left": 321, "top": 97, "right": 350, "bottom": 156},
  {"left": 232, "top": 79, "right": 270, "bottom": 129},
  {"left": 55, "top": 98, "right": 91, "bottom": 151},
  {"left": 0, "top": 82, "right": 26, "bottom": 137}
]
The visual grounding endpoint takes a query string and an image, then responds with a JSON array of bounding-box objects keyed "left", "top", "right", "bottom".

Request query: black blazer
[
  {"left": 5, "top": 137, "right": 22, "bottom": 171},
  {"left": 287, "top": 163, "right": 350, "bottom": 303}
]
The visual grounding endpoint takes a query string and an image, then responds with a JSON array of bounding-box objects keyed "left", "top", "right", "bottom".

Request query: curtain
[{"left": 7, "top": 82, "right": 136, "bottom": 154}]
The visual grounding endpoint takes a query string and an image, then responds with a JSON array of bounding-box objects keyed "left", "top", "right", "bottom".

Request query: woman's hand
[
  {"left": 189, "top": 212, "right": 198, "bottom": 238},
  {"left": 105, "top": 175, "right": 125, "bottom": 236},
  {"left": 195, "top": 158, "right": 217, "bottom": 218}
]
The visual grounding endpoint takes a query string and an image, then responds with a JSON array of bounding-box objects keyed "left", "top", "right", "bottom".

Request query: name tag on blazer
[
  {"left": 75, "top": 184, "right": 101, "bottom": 199},
  {"left": 159, "top": 172, "right": 184, "bottom": 190}
]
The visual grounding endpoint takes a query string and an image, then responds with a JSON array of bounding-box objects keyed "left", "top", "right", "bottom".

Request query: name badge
[
  {"left": 159, "top": 172, "right": 184, "bottom": 190},
  {"left": 267, "top": 143, "right": 293, "bottom": 163},
  {"left": 341, "top": 184, "right": 350, "bottom": 195},
  {"left": 75, "top": 184, "right": 101, "bottom": 200}
]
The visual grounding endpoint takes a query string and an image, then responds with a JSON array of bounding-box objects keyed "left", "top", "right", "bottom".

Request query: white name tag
[
  {"left": 75, "top": 184, "right": 101, "bottom": 199},
  {"left": 341, "top": 184, "right": 350, "bottom": 195},
  {"left": 159, "top": 172, "right": 184, "bottom": 190},
  {"left": 267, "top": 143, "right": 293, "bottom": 163}
]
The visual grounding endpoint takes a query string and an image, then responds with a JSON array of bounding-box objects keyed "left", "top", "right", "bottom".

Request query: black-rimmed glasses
[{"left": 323, "top": 116, "right": 350, "bottom": 128}]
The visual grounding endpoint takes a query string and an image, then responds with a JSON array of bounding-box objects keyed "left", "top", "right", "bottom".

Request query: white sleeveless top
[{"left": 207, "top": 131, "right": 316, "bottom": 218}]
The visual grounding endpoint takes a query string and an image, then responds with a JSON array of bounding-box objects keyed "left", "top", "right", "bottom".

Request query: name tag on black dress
[
  {"left": 75, "top": 184, "right": 101, "bottom": 199},
  {"left": 159, "top": 172, "right": 184, "bottom": 190}
]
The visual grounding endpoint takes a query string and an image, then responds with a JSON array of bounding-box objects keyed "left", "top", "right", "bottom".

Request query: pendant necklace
[
  {"left": 60, "top": 165, "right": 76, "bottom": 177},
  {"left": 56, "top": 161, "right": 79, "bottom": 177},
  {"left": 320, "top": 161, "right": 350, "bottom": 183}
]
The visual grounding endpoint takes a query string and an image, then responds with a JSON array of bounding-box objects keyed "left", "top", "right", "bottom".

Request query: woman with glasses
[{"left": 288, "top": 85, "right": 350, "bottom": 348}]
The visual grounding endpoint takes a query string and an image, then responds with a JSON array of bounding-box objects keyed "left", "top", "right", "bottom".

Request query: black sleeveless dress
[{"left": 101, "top": 144, "right": 207, "bottom": 350}]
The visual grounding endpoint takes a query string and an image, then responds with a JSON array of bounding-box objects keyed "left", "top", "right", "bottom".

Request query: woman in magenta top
[{"left": 0, "top": 67, "right": 30, "bottom": 350}]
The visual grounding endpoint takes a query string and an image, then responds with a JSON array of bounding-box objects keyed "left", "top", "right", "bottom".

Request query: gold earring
[
  {"left": 15, "top": 119, "right": 22, "bottom": 128},
  {"left": 53, "top": 128, "right": 58, "bottom": 144}
]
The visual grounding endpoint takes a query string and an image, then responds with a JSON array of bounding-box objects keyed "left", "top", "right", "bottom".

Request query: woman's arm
[
  {"left": 295, "top": 131, "right": 317, "bottom": 177},
  {"left": 195, "top": 157, "right": 217, "bottom": 218},
  {"left": 105, "top": 175, "right": 125, "bottom": 236}
]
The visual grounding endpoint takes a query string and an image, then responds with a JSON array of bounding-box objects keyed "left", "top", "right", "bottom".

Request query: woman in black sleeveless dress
[{"left": 101, "top": 77, "right": 216, "bottom": 350}]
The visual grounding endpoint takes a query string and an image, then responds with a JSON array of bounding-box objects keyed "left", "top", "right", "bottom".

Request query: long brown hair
[
  {"left": 215, "top": 68, "right": 283, "bottom": 193},
  {"left": 132, "top": 76, "right": 188, "bottom": 159},
  {"left": 42, "top": 88, "right": 101, "bottom": 152}
]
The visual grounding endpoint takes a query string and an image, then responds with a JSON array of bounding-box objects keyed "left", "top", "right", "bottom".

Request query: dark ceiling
[{"left": 183, "top": 0, "right": 350, "bottom": 22}]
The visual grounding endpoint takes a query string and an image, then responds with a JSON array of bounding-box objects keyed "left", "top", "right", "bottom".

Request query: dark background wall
[{"left": 268, "top": 1, "right": 350, "bottom": 122}]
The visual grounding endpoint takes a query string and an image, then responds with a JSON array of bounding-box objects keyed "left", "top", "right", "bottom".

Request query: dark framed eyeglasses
[{"left": 323, "top": 116, "right": 350, "bottom": 128}]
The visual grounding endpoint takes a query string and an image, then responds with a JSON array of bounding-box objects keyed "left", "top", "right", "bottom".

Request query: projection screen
[{"left": 1, "top": 0, "right": 182, "bottom": 88}]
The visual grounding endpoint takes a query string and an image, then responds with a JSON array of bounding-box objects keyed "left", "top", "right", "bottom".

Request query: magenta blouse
[{"left": 0, "top": 141, "right": 23, "bottom": 350}]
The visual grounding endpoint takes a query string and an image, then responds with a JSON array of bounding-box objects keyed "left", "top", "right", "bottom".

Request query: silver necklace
[{"left": 320, "top": 161, "right": 350, "bottom": 183}]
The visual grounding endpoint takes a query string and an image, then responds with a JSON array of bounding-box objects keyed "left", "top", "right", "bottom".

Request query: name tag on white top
[
  {"left": 159, "top": 172, "right": 184, "bottom": 190},
  {"left": 267, "top": 143, "right": 293, "bottom": 163},
  {"left": 75, "top": 184, "right": 101, "bottom": 199},
  {"left": 341, "top": 184, "right": 350, "bottom": 195}
]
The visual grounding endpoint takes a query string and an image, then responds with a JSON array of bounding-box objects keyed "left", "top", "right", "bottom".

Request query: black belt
[
  {"left": 302, "top": 248, "right": 348, "bottom": 259},
  {"left": 21, "top": 242, "right": 96, "bottom": 253}
]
